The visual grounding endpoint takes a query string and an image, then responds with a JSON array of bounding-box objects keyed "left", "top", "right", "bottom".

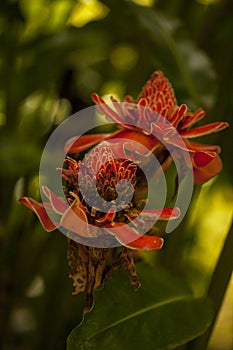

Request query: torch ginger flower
[
  {"left": 66, "top": 71, "right": 229, "bottom": 184},
  {"left": 20, "top": 142, "right": 180, "bottom": 311},
  {"left": 20, "top": 70, "right": 228, "bottom": 311}
]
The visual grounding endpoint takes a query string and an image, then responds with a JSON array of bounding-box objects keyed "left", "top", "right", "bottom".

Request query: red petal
[
  {"left": 170, "top": 104, "right": 188, "bottom": 127},
  {"left": 180, "top": 122, "right": 229, "bottom": 138},
  {"left": 124, "top": 95, "right": 134, "bottom": 103},
  {"left": 112, "top": 129, "right": 159, "bottom": 155},
  {"left": 161, "top": 132, "right": 190, "bottom": 151},
  {"left": 61, "top": 199, "right": 90, "bottom": 237},
  {"left": 138, "top": 207, "right": 180, "bottom": 221},
  {"left": 42, "top": 186, "right": 68, "bottom": 214},
  {"left": 110, "top": 96, "right": 139, "bottom": 129},
  {"left": 108, "top": 222, "right": 164, "bottom": 250},
  {"left": 193, "top": 151, "right": 216, "bottom": 167},
  {"left": 92, "top": 93, "right": 126, "bottom": 123},
  {"left": 185, "top": 140, "right": 221, "bottom": 154},
  {"left": 65, "top": 131, "right": 121, "bottom": 154},
  {"left": 125, "top": 235, "right": 164, "bottom": 250},
  {"left": 19, "top": 197, "right": 59, "bottom": 231},
  {"left": 179, "top": 109, "right": 206, "bottom": 130},
  {"left": 193, "top": 154, "right": 223, "bottom": 184}
]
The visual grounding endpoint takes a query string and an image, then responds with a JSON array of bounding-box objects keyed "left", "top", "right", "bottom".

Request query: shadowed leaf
[{"left": 67, "top": 263, "right": 212, "bottom": 350}]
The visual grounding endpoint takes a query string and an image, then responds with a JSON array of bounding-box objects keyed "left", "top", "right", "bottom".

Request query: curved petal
[
  {"left": 19, "top": 197, "right": 59, "bottom": 231},
  {"left": 125, "top": 235, "right": 164, "bottom": 250},
  {"left": 65, "top": 131, "right": 121, "bottom": 154},
  {"left": 61, "top": 199, "right": 91, "bottom": 238},
  {"left": 124, "top": 95, "right": 134, "bottom": 103},
  {"left": 180, "top": 122, "right": 229, "bottom": 138},
  {"left": 92, "top": 93, "right": 127, "bottom": 125},
  {"left": 140, "top": 207, "right": 180, "bottom": 221},
  {"left": 179, "top": 109, "right": 206, "bottom": 130},
  {"left": 185, "top": 140, "right": 221, "bottom": 154},
  {"left": 170, "top": 104, "right": 188, "bottom": 127},
  {"left": 110, "top": 96, "right": 140, "bottom": 130},
  {"left": 107, "top": 222, "right": 164, "bottom": 250},
  {"left": 160, "top": 132, "right": 190, "bottom": 152},
  {"left": 193, "top": 154, "right": 223, "bottom": 184},
  {"left": 42, "top": 186, "right": 68, "bottom": 214},
  {"left": 110, "top": 129, "right": 160, "bottom": 156}
]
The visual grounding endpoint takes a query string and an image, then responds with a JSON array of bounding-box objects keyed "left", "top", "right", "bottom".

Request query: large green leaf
[{"left": 67, "top": 263, "right": 212, "bottom": 350}]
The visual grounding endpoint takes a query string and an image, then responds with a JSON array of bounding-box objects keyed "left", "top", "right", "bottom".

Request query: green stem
[{"left": 187, "top": 219, "right": 233, "bottom": 350}]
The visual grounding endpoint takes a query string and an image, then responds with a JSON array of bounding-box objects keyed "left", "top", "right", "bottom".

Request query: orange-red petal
[
  {"left": 111, "top": 129, "right": 159, "bottom": 156},
  {"left": 65, "top": 131, "right": 121, "bottom": 154},
  {"left": 193, "top": 154, "right": 223, "bottom": 184},
  {"left": 125, "top": 235, "right": 164, "bottom": 250},
  {"left": 193, "top": 151, "right": 216, "bottom": 167},
  {"left": 92, "top": 93, "right": 126, "bottom": 124},
  {"left": 137, "top": 207, "right": 180, "bottom": 221},
  {"left": 60, "top": 198, "right": 90, "bottom": 237},
  {"left": 106, "top": 222, "right": 163, "bottom": 250},
  {"left": 184, "top": 140, "right": 221, "bottom": 154},
  {"left": 180, "top": 122, "right": 229, "bottom": 138},
  {"left": 170, "top": 104, "right": 188, "bottom": 127},
  {"left": 42, "top": 186, "right": 68, "bottom": 214},
  {"left": 179, "top": 109, "right": 206, "bottom": 130},
  {"left": 19, "top": 197, "right": 59, "bottom": 231}
]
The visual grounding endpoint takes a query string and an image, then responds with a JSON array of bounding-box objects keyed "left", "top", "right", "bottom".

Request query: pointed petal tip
[
  {"left": 159, "top": 207, "right": 181, "bottom": 220},
  {"left": 125, "top": 235, "right": 164, "bottom": 251},
  {"left": 91, "top": 93, "right": 105, "bottom": 105},
  {"left": 170, "top": 207, "right": 181, "bottom": 218},
  {"left": 91, "top": 93, "right": 100, "bottom": 103},
  {"left": 220, "top": 121, "right": 229, "bottom": 128},
  {"left": 19, "top": 196, "right": 28, "bottom": 205},
  {"left": 19, "top": 196, "right": 58, "bottom": 232},
  {"left": 181, "top": 121, "right": 229, "bottom": 139}
]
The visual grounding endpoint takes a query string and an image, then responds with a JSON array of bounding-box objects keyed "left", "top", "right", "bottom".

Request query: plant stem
[{"left": 187, "top": 219, "right": 233, "bottom": 350}]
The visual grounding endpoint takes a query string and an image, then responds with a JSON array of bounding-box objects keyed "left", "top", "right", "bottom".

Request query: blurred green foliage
[{"left": 0, "top": 0, "right": 232, "bottom": 349}]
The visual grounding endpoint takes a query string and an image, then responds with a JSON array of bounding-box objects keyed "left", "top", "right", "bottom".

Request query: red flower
[
  {"left": 19, "top": 71, "right": 228, "bottom": 311},
  {"left": 20, "top": 142, "right": 180, "bottom": 250},
  {"left": 66, "top": 71, "right": 228, "bottom": 184}
]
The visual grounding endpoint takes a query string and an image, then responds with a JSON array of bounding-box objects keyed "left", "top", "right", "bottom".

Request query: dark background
[{"left": 0, "top": 0, "right": 232, "bottom": 349}]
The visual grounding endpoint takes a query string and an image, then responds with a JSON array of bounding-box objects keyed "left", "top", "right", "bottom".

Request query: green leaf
[{"left": 67, "top": 263, "right": 212, "bottom": 350}]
